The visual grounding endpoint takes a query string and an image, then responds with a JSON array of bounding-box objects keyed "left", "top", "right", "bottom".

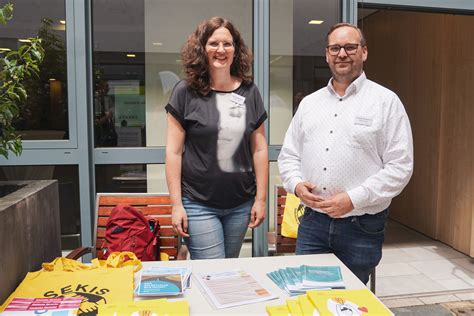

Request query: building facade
[{"left": 1, "top": 0, "right": 473, "bottom": 256}]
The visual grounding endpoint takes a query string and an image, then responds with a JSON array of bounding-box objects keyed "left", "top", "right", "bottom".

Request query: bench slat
[
  {"left": 98, "top": 206, "right": 172, "bottom": 216},
  {"left": 97, "top": 216, "right": 173, "bottom": 227},
  {"left": 98, "top": 196, "right": 171, "bottom": 205}
]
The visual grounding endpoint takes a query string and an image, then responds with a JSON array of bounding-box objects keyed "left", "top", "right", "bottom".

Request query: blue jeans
[
  {"left": 182, "top": 197, "right": 253, "bottom": 259},
  {"left": 296, "top": 207, "right": 388, "bottom": 284}
]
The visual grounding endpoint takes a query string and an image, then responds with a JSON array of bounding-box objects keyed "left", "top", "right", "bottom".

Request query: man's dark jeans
[{"left": 296, "top": 207, "right": 388, "bottom": 284}]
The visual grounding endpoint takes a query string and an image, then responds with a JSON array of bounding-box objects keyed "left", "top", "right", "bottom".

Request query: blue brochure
[
  {"left": 302, "top": 265, "right": 345, "bottom": 288},
  {"left": 137, "top": 267, "right": 186, "bottom": 296}
]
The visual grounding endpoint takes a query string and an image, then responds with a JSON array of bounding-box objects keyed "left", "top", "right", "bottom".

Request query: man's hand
[
  {"left": 172, "top": 205, "right": 190, "bottom": 237},
  {"left": 295, "top": 181, "right": 325, "bottom": 207},
  {"left": 314, "top": 192, "right": 354, "bottom": 218},
  {"left": 248, "top": 199, "right": 266, "bottom": 228}
]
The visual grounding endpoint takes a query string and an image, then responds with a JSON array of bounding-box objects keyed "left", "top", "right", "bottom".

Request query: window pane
[
  {"left": 0, "top": 1, "right": 69, "bottom": 140},
  {"left": 0, "top": 165, "right": 80, "bottom": 250},
  {"left": 269, "top": 0, "right": 340, "bottom": 145},
  {"left": 92, "top": 0, "right": 253, "bottom": 148},
  {"left": 95, "top": 164, "right": 168, "bottom": 193}
]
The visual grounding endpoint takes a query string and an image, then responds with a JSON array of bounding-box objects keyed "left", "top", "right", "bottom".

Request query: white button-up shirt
[{"left": 278, "top": 72, "right": 414, "bottom": 217}]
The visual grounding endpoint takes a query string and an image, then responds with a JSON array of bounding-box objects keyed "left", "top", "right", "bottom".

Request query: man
[{"left": 278, "top": 23, "right": 413, "bottom": 284}]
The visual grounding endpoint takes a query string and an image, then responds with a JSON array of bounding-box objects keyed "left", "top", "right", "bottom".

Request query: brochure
[
  {"left": 98, "top": 298, "right": 189, "bottom": 316},
  {"left": 1, "top": 297, "right": 82, "bottom": 315},
  {"left": 267, "top": 265, "right": 345, "bottom": 295},
  {"left": 195, "top": 269, "right": 278, "bottom": 309},
  {"left": 266, "top": 304, "right": 291, "bottom": 316},
  {"left": 307, "top": 289, "right": 393, "bottom": 316},
  {"left": 266, "top": 289, "right": 393, "bottom": 316},
  {"left": 302, "top": 265, "right": 345, "bottom": 289},
  {"left": 267, "top": 271, "right": 288, "bottom": 291},
  {"left": 136, "top": 267, "right": 191, "bottom": 296},
  {"left": 286, "top": 298, "right": 303, "bottom": 316},
  {"left": 299, "top": 294, "right": 316, "bottom": 316},
  {"left": 280, "top": 268, "right": 307, "bottom": 293}
]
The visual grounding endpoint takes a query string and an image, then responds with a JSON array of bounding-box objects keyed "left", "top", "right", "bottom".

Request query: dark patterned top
[{"left": 166, "top": 80, "right": 267, "bottom": 209}]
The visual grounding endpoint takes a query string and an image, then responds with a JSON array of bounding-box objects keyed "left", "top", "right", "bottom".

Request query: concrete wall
[{"left": 0, "top": 180, "right": 61, "bottom": 304}]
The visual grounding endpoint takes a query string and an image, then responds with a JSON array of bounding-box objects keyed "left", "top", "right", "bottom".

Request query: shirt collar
[{"left": 327, "top": 71, "right": 367, "bottom": 98}]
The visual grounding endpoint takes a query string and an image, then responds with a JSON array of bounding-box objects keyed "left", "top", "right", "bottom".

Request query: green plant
[
  {"left": 0, "top": 1, "right": 44, "bottom": 158},
  {"left": 18, "top": 17, "right": 66, "bottom": 132}
]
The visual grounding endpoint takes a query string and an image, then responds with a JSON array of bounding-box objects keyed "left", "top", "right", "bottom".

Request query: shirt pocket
[{"left": 346, "top": 121, "right": 377, "bottom": 149}]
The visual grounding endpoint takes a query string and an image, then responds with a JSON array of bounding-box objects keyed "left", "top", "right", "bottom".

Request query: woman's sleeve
[
  {"left": 253, "top": 85, "right": 267, "bottom": 129},
  {"left": 165, "top": 80, "right": 187, "bottom": 129}
]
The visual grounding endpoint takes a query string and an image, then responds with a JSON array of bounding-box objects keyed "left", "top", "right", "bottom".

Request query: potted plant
[
  {"left": 0, "top": 1, "right": 44, "bottom": 159},
  {"left": 0, "top": 2, "right": 61, "bottom": 305}
]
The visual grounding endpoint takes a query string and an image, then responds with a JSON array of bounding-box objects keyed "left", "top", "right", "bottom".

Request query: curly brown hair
[{"left": 181, "top": 16, "right": 253, "bottom": 96}]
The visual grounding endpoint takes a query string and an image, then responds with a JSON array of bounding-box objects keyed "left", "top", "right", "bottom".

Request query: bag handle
[
  {"left": 42, "top": 257, "right": 98, "bottom": 272},
  {"left": 96, "top": 251, "right": 142, "bottom": 272},
  {"left": 42, "top": 252, "right": 142, "bottom": 273}
]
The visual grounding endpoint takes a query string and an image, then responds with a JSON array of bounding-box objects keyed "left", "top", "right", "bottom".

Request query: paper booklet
[
  {"left": 136, "top": 266, "right": 192, "bottom": 296},
  {"left": 266, "top": 289, "right": 393, "bottom": 316},
  {"left": 302, "top": 265, "right": 345, "bottom": 288},
  {"left": 267, "top": 265, "right": 345, "bottom": 295},
  {"left": 1, "top": 297, "right": 82, "bottom": 315},
  {"left": 98, "top": 298, "right": 190, "bottom": 316},
  {"left": 307, "top": 289, "right": 394, "bottom": 316},
  {"left": 195, "top": 269, "right": 278, "bottom": 309}
]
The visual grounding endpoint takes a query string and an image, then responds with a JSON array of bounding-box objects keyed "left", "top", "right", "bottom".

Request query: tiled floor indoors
[{"left": 376, "top": 219, "right": 474, "bottom": 313}]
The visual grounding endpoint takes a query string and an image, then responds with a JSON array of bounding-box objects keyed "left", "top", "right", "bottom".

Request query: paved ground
[
  {"left": 391, "top": 301, "right": 474, "bottom": 315},
  {"left": 391, "top": 304, "right": 453, "bottom": 315}
]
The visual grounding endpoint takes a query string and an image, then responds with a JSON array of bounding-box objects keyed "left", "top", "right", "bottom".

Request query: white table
[{"left": 137, "top": 254, "right": 367, "bottom": 315}]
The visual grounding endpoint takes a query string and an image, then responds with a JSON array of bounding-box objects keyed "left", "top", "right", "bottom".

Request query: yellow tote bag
[
  {"left": 281, "top": 193, "right": 305, "bottom": 238},
  {"left": 1, "top": 252, "right": 139, "bottom": 316}
]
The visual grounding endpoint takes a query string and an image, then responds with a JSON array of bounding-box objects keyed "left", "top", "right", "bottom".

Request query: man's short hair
[{"left": 326, "top": 23, "right": 367, "bottom": 47}]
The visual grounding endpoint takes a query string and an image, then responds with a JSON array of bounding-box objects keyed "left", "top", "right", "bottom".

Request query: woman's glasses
[{"left": 206, "top": 41, "right": 234, "bottom": 51}]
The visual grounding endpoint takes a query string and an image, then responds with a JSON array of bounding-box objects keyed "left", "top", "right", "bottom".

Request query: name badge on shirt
[
  {"left": 354, "top": 116, "right": 373, "bottom": 126},
  {"left": 230, "top": 92, "right": 246, "bottom": 105}
]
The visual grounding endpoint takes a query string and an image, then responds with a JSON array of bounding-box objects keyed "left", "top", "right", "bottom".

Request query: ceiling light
[
  {"left": 59, "top": 20, "right": 66, "bottom": 25},
  {"left": 126, "top": 54, "right": 136, "bottom": 58},
  {"left": 308, "top": 20, "right": 324, "bottom": 25},
  {"left": 0, "top": 48, "right": 11, "bottom": 52},
  {"left": 18, "top": 39, "right": 32, "bottom": 43},
  {"left": 152, "top": 42, "right": 163, "bottom": 46},
  {"left": 49, "top": 78, "right": 56, "bottom": 81}
]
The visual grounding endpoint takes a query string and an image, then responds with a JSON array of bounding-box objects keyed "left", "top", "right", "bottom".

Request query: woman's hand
[
  {"left": 172, "top": 205, "right": 189, "bottom": 237},
  {"left": 248, "top": 199, "right": 266, "bottom": 228}
]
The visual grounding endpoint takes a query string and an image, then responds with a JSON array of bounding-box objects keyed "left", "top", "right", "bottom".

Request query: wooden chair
[
  {"left": 66, "top": 193, "right": 182, "bottom": 261},
  {"left": 268, "top": 186, "right": 377, "bottom": 293}
]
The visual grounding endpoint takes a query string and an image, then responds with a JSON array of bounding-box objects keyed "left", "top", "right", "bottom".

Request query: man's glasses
[
  {"left": 326, "top": 43, "right": 361, "bottom": 56},
  {"left": 206, "top": 41, "right": 234, "bottom": 51}
]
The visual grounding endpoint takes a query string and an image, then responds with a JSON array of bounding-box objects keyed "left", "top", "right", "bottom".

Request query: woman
[{"left": 165, "top": 16, "right": 268, "bottom": 259}]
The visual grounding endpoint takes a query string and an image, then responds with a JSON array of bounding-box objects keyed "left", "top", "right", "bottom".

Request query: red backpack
[{"left": 100, "top": 204, "right": 160, "bottom": 261}]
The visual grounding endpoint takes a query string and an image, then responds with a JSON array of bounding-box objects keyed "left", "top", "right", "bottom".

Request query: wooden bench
[
  {"left": 67, "top": 193, "right": 182, "bottom": 261},
  {"left": 268, "top": 185, "right": 376, "bottom": 293}
]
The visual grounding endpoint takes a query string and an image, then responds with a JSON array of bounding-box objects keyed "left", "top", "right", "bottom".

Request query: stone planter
[{"left": 0, "top": 180, "right": 61, "bottom": 304}]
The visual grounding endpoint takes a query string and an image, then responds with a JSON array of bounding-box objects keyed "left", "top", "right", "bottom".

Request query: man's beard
[{"left": 330, "top": 64, "right": 362, "bottom": 84}]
